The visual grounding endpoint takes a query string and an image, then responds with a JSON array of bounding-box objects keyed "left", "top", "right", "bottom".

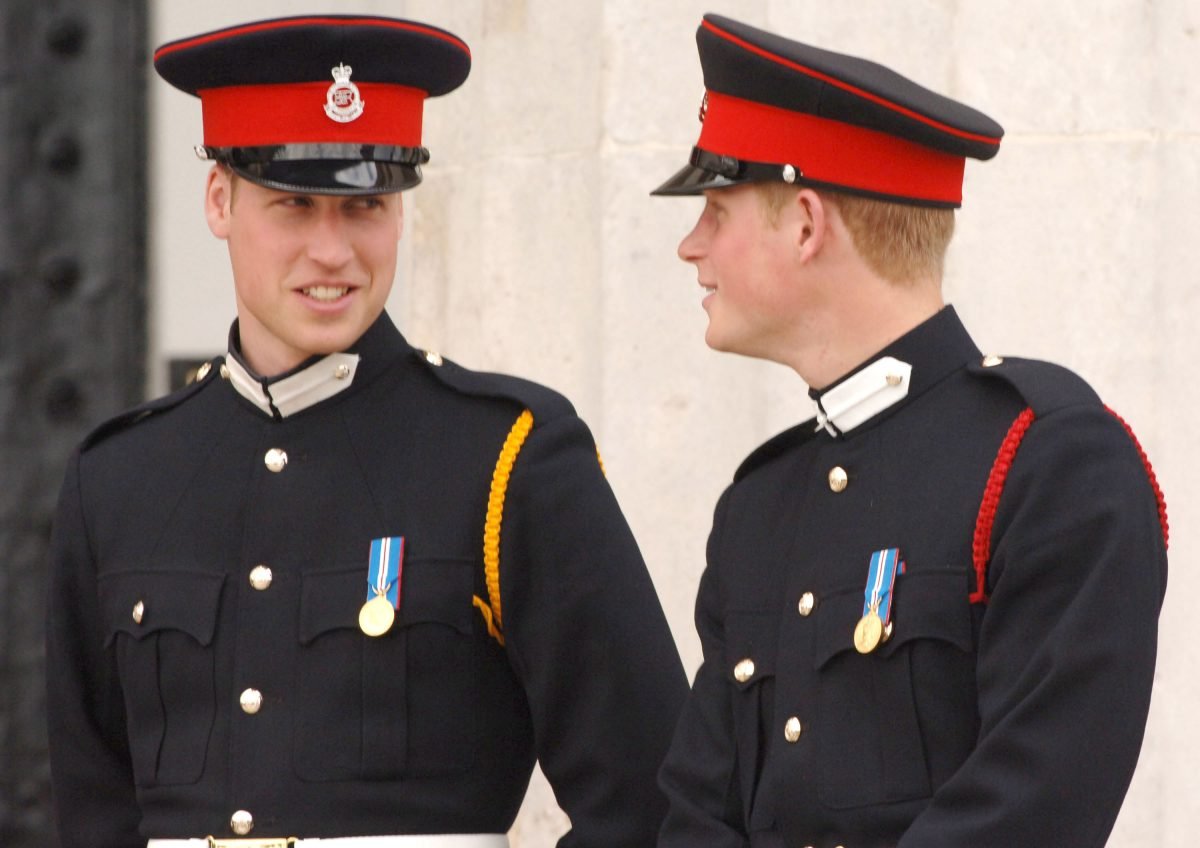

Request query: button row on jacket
[{"left": 242, "top": 564, "right": 273, "bottom": 717}]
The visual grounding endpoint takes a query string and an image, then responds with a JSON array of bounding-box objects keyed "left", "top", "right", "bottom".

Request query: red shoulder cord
[
  {"left": 1105, "top": 406, "right": 1170, "bottom": 548},
  {"left": 969, "top": 407, "right": 1168, "bottom": 605}
]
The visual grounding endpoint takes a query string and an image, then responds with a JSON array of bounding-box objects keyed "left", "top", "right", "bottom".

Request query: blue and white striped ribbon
[
  {"left": 861, "top": 547, "right": 902, "bottom": 623},
  {"left": 367, "top": 536, "right": 405, "bottom": 609}
]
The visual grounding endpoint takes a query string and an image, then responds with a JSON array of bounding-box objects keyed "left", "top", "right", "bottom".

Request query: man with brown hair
[
  {"left": 45, "top": 14, "right": 686, "bottom": 847},
  {"left": 653, "top": 14, "right": 1167, "bottom": 848}
]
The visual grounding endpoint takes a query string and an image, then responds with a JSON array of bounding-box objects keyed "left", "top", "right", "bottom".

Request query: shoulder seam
[
  {"left": 80, "top": 364, "right": 220, "bottom": 451},
  {"left": 414, "top": 349, "right": 575, "bottom": 423}
]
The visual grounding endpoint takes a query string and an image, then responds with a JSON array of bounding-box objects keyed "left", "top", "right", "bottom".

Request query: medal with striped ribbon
[
  {"left": 358, "top": 536, "right": 405, "bottom": 637},
  {"left": 854, "top": 548, "right": 903, "bottom": 654}
]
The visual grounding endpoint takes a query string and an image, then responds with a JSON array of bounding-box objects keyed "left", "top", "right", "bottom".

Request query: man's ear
[
  {"left": 204, "top": 165, "right": 233, "bottom": 240},
  {"left": 794, "top": 188, "right": 828, "bottom": 264}
]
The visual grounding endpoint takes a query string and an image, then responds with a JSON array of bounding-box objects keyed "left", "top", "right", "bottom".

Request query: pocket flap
[
  {"left": 815, "top": 570, "right": 973, "bottom": 669},
  {"left": 723, "top": 610, "right": 779, "bottom": 690},
  {"left": 99, "top": 570, "right": 225, "bottom": 647},
  {"left": 300, "top": 557, "right": 475, "bottom": 644}
]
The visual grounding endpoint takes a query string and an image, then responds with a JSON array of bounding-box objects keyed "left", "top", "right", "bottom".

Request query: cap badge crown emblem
[{"left": 324, "top": 63, "right": 365, "bottom": 123}]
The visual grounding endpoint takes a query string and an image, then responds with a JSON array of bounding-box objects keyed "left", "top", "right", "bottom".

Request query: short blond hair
[{"left": 757, "top": 182, "right": 954, "bottom": 285}]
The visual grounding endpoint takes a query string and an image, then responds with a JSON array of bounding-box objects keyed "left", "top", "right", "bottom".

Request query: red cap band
[
  {"left": 200, "top": 82, "right": 426, "bottom": 148},
  {"left": 698, "top": 90, "right": 966, "bottom": 205}
]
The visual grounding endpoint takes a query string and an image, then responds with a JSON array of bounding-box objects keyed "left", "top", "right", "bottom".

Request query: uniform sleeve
[
  {"left": 498, "top": 414, "right": 690, "bottom": 848},
  {"left": 898, "top": 404, "right": 1167, "bottom": 848},
  {"left": 657, "top": 489, "right": 749, "bottom": 847},
  {"left": 45, "top": 451, "right": 143, "bottom": 848}
]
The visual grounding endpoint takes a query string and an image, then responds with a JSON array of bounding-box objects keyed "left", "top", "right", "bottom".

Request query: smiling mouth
[
  {"left": 699, "top": 282, "right": 716, "bottom": 296},
  {"left": 302, "top": 285, "right": 351, "bottom": 302}
]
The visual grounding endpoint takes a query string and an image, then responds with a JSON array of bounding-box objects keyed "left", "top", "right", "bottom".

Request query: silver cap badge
[{"left": 324, "top": 63, "right": 365, "bottom": 123}]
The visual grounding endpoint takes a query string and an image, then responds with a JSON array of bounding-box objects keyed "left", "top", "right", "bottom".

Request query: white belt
[{"left": 148, "top": 836, "right": 508, "bottom": 848}]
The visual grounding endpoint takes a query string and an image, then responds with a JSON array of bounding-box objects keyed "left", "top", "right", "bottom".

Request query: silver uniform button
[
  {"left": 264, "top": 448, "right": 288, "bottom": 473},
  {"left": 424, "top": 350, "right": 444, "bottom": 366},
  {"left": 240, "top": 688, "right": 263, "bottom": 715},
  {"left": 334, "top": 363, "right": 351, "bottom": 379},
  {"left": 230, "top": 809, "right": 254, "bottom": 835},
  {"left": 982, "top": 354, "right": 1004, "bottom": 368},
  {"left": 797, "top": 592, "right": 816, "bottom": 617},
  {"left": 784, "top": 716, "right": 803, "bottom": 743},
  {"left": 828, "top": 466, "right": 848, "bottom": 493},
  {"left": 249, "top": 565, "right": 273, "bottom": 590},
  {"left": 733, "top": 658, "right": 756, "bottom": 683},
  {"left": 131, "top": 600, "right": 145, "bottom": 625},
  {"left": 219, "top": 363, "right": 230, "bottom": 380}
]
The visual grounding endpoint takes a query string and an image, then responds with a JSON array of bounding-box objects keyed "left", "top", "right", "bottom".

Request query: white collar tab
[
  {"left": 224, "top": 351, "right": 362, "bottom": 419},
  {"left": 813, "top": 356, "right": 912, "bottom": 437}
]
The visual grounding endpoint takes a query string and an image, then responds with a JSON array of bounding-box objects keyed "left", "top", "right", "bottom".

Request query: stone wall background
[{"left": 143, "top": 1, "right": 1197, "bottom": 846}]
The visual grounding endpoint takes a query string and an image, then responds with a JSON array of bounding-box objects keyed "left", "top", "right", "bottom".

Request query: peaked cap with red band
[
  {"left": 652, "top": 14, "right": 1004, "bottom": 207},
  {"left": 154, "top": 15, "right": 471, "bottom": 194}
]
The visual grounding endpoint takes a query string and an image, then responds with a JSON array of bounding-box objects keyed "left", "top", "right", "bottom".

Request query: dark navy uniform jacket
[
  {"left": 658, "top": 307, "right": 1167, "bottom": 848},
  {"left": 47, "top": 311, "right": 687, "bottom": 846}
]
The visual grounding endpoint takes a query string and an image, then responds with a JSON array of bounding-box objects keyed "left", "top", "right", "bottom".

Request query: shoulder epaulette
[
  {"left": 967, "top": 354, "right": 1167, "bottom": 605},
  {"left": 966, "top": 355, "right": 1100, "bottom": 416},
  {"left": 80, "top": 358, "right": 222, "bottom": 451},
  {"left": 413, "top": 347, "right": 581, "bottom": 648},
  {"left": 734, "top": 420, "right": 819, "bottom": 483},
  {"left": 412, "top": 348, "right": 575, "bottom": 423}
]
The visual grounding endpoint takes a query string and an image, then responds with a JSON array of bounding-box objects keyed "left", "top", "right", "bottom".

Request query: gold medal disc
[
  {"left": 854, "top": 612, "right": 884, "bottom": 654},
  {"left": 358, "top": 594, "right": 396, "bottom": 637}
]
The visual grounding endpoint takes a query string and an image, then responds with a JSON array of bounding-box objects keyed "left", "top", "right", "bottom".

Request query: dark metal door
[{"left": 0, "top": 2, "right": 147, "bottom": 844}]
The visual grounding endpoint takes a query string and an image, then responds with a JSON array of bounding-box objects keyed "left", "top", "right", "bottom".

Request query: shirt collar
[
  {"left": 809, "top": 306, "right": 981, "bottom": 437},
  {"left": 224, "top": 312, "right": 404, "bottom": 419}
]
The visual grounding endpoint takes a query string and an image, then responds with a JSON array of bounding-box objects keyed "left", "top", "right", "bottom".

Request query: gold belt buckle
[{"left": 206, "top": 839, "right": 297, "bottom": 848}]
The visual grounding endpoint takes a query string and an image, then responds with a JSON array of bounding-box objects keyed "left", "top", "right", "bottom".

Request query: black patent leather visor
[
  {"left": 651, "top": 145, "right": 960, "bottom": 207},
  {"left": 201, "top": 144, "right": 431, "bottom": 194},
  {"left": 651, "top": 147, "right": 790, "bottom": 196}
]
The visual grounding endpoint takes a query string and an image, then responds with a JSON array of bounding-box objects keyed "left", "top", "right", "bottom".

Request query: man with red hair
[{"left": 653, "top": 14, "right": 1167, "bottom": 848}]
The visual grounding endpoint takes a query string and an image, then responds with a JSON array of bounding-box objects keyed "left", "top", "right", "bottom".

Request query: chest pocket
[
  {"left": 294, "top": 557, "right": 479, "bottom": 781},
  {"left": 812, "top": 569, "right": 973, "bottom": 809},
  {"left": 99, "top": 569, "right": 225, "bottom": 787},
  {"left": 724, "top": 610, "right": 779, "bottom": 827}
]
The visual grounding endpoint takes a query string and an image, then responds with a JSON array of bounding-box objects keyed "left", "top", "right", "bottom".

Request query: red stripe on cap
[
  {"left": 200, "top": 83, "right": 425, "bottom": 147},
  {"left": 698, "top": 91, "right": 965, "bottom": 205},
  {"left": 701, "top": 19, "right": 998, "bottom": 148},
  {"left": 154, "top": 17, "right": 470, "bottom": 63}
]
